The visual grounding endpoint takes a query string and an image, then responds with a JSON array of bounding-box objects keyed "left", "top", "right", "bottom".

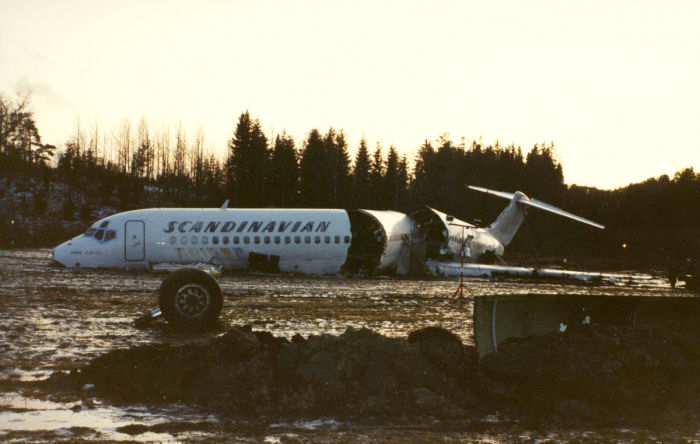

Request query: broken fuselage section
[{"left": 408, "top": 206, "right": 504, "bottom": 264}]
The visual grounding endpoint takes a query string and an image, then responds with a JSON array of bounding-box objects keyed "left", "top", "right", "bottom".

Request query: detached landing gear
[{"left": 158, "top": 268, "right": 223, "bottom": 330}]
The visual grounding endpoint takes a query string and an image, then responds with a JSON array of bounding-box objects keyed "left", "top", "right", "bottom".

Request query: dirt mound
[
  {"left": 71, "top": 325, "right": 699, "bottom": 426},
  {"left": 77, "top": 326, "right": 480, "bottom": 419}
]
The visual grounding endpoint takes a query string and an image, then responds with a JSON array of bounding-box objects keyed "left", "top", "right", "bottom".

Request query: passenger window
[
  {"left": 213, "top": 236, "right": 219, "bottom": 245},
  {"left": 192, "top": 236, "right": 198, "bottom": 245},
  {"left": 84, "top": 228, "right": 96, "bottom": 237},
  {"left": 285, "top": 236, "right": 291, "bottom": 244},
  {"left": 295, "top": 236, "right": 301, "bottom": 244},
  {"left": 314, "top": 236, "right": 320, "bottom": 244},
  {"left": 244, "top": 236, "right": 250, "bottom": 244},
  {"left": 95, "top": 229, "right": 104, "bottom": 240},
  {"left": 223, "top": 236, "right": 229, "bottom": 245},
  {"left": 344, "top": 235, "right": 350, "bottom": 244},
  {"left": 104, "top": 230, "right": 116, "bottom": 241},
  {"left": 254, "top": 236, "right": 260, "bottom": 244},
  {"left": 202, "top": 236, "right": 209, "bottom": 245},
  {"left": 324, "top": 236, "right": 330, "bottom": 244},
  {"left": 305, "top": 236, "right": 311, "bottom": 244},
  {"left": 170, "top": 236, "right": 177, "bottom": 245},
  {"left": 334, "top": 236, "right": 340, "bottom": 244},
  {"left": 234, "top": 236, "right": 240, "bottom": 244},
  {"left": 264, "top": 236, "right": 270, "bottom": 244},
  {"left": 181, "top": 236, "right": 187, "bottom": 245}
]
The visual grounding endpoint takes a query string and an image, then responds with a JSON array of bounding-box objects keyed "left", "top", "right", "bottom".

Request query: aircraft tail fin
[{"left": 467, "top": 185, "right": 604, "bottom": 246}]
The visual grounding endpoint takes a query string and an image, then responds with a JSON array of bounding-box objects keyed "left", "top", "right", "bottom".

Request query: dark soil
[
  {"left": 66, "top": 323, "right": 700, "bottom": 428},
  {"left": 479, "top": 324, "right": 700, "bottom": 427}
]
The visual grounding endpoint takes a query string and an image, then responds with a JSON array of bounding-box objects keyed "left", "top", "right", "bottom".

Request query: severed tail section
[{"left": 467, "top": 185, "right": 604, "bottom": 247}]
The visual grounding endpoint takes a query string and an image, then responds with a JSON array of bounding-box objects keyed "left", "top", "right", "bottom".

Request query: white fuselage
[
  {"left": 53, "top": 208, "right": 354, "bottom": 273},
  {"left": 53, "top": 188, "right": 603, "bottom": 274}
]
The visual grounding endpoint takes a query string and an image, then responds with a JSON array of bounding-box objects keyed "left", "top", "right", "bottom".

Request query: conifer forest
[{"left": 0, "top": 92, "right": 698, "bottom": 267}]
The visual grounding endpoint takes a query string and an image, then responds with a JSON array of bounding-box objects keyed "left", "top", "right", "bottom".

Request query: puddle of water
[{"left": 0, "top": 392, "right": 216, "bottom": 442}]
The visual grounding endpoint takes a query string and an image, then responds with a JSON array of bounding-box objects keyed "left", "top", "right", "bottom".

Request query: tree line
[{"left": 1, "top": 92, "right": 698, "bottom": 265}]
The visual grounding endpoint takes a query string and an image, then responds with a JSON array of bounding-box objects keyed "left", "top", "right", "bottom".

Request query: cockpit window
[
  {"left": 95, "top": 229, "right": 105, "bottom": 241},
  {"left": 104, "top": 230, "right": 116, "bottom": 241},
  {"left": 100, "top": 221, "right": 110, "bottom": 228},
  {"left": 84, "top": 228, "right": 96, "bottom": 237}
]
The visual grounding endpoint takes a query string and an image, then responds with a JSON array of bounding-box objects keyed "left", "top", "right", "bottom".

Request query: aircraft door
[{"left": 124, "top": 220, "right": 145, "bottom": 261}]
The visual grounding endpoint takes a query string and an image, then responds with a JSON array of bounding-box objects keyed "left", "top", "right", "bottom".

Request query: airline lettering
[{"left": 164, "top": 220, "right": 332, "bottom": 234}]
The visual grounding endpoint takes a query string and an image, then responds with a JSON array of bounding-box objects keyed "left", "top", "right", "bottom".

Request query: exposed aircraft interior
[
  {"left": 407, "top": 207, "right": 450, "bottom": 261},
  {"left": 342, "top": 210, "right": 387, "bottom": 273}
]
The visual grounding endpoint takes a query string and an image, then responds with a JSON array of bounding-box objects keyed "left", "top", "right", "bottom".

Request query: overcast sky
[{"left": 1, "top": 0, "right": 698, "bottom": 189}]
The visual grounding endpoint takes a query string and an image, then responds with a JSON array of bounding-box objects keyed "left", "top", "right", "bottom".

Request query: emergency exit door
[{"left": 125, "top": 220, "right": 145, "bottom": 261}]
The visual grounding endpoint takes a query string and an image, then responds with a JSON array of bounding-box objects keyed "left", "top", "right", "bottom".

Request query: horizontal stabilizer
[{"left": 467, "top": 185, "right": 604, "bottom": 230}]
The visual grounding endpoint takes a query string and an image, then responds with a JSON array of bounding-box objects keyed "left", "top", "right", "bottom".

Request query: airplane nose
[{"left": 52, "top": 241, "right": 72, "bottom": 267}]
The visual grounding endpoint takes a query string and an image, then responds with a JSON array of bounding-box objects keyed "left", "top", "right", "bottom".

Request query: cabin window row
[{"left": 169, "top": 235, "right": 351, "bottom": 246}]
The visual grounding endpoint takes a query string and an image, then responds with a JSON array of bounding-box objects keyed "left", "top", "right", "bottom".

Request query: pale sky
[{"left": 1, "top": 0, "right": 698, "bottom": 189}]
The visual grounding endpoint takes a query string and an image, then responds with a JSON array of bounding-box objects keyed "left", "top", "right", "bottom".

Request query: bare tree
[
  {"left": 0, "top": 92, "right": 31, "bottom": 153},
  {"left": 117, "top": 118, "right": 132, "bottom": 173},
  {"left": 173, "top": 122, "right": 186, "bottom": 177},
  {"left": 155, "top": 123, "right": 171, "bottom": 177}
]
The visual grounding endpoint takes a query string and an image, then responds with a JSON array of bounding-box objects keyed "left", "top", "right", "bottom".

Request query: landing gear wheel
[{"left": 158, "top": 268, "right": 223, "bottom": 331}]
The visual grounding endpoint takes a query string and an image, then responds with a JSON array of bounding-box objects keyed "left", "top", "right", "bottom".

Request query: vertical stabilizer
[
  {"left": 467, "top": 185, "right": 604, "bottom": 248},
  {"left": 486, "top": 191, "right": 529, "bottom": 246}
]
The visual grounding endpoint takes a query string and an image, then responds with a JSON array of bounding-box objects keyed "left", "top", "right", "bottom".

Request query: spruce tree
[
  {"left": 397, "top": 154, "right": 409, "bottom": 209},
  {"left": 411, "top": 140, "right": 435, "bottom": 205},
  {"left": 226, "top": 111, "right": 269, "bottom": 207},
  {"left": 249, "top": 119, "right": 269, "bottom": 206},
  {"left": 299, "top": 129, "right": 325, "bottom": 207},
  {"left": 327, "top": 129, "right": 351, "bottom": 207},
  {"left": 269, "top": 132, "right": 298, "bottom": 207},
  {"left": 384, "top": 145, "right": 400, "bottom": 209},
  {"left": 351, "top": 137, "right": 371, "bottom": 208},
  {"left": 369, "top": 142, "right": 385, "bottom": 208}
]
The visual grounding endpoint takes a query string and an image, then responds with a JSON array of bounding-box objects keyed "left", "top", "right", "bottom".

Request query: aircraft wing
[
  {"left": 467, "top": 185, "right": 605, "bottom": 229},
  {"left": 426, "top": 261, "right": 653, "bottom": 284}
]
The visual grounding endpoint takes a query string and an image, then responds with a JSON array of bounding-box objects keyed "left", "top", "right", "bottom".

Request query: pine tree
[
  {"left": 226, "top": 111, "right": 252, "bottom": 206},
  {"left": 269, "top": 132, "right": 298, "bottom": 207},
  {"left": 369, "top": 142, "right": 385, "bottom": 208},
  {"left": 411, "top": 140, "right": 435, "bottom": 206},
  {"left": 299, "top": 129, "right": 325, "bottom": 207},
  {"left": 226, "top": 111, "right": 269, "bottom": 207},
  {"left": 326, "top": 128, "right": 351, "bottom": 207},
  {"left": 384, "top": 145, "right": 400, "bottom": 209},
  {"left": 249, "top": 119, "right": 269, "bottom": 206},
  {"left": 524, "top": 142, "right": 564, "bottom": 204},
  {"left": 397, "top": 154, "right": 409, "bottom": 209},
  {"left": 351, "top": 137, "right": 371, "bottom": 208}
]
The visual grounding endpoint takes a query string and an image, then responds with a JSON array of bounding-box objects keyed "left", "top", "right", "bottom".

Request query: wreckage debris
[{"left": 69, "top": 325, "right": 699, "bottom": 426}]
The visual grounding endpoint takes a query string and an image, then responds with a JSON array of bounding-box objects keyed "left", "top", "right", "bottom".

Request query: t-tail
[{"left": 467, "top": 185, "right": 605, "bottom": 246}]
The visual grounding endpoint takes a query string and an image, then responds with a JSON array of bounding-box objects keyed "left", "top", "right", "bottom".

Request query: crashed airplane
[
  {"left": 51, "top": 187, "right": 698, "bottom": 347},
  {"left": 52, "top": 185, "right": 604, "bottom": 275}
]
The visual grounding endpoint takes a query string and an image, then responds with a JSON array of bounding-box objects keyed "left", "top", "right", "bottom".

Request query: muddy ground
[{"left": 0, "top": 249, "right": 698, "bottom": 442}]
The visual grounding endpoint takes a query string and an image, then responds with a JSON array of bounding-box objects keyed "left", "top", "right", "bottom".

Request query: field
[{"left": 0, "top": 249, "right": 697, "bottom": 443}]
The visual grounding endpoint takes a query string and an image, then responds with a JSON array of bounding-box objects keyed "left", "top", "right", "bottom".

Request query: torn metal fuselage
[
  {"left": 343, "top": 209, "right": 418, "bottom": 275},
  {"left": 407, "top": 206, "right": 504, "bottom": 264}
]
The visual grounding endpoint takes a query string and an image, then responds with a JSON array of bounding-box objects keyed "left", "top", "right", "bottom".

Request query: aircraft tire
[{"left": 158, "top": 268, "right": 223, "bottom": 331}]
